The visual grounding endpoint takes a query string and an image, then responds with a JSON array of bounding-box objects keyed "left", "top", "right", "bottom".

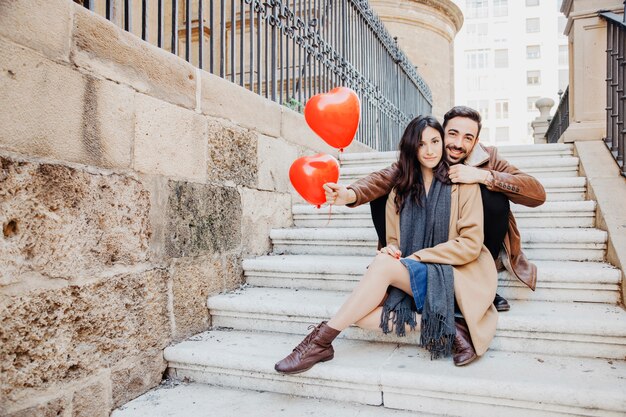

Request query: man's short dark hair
[{"left": 442, "top": 106, "right": 482, "bottom": 138}]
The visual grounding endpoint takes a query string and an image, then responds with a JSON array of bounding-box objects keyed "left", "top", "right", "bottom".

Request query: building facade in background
[{"left": 453, "top": 0, "right": 568, "bottom": 145}]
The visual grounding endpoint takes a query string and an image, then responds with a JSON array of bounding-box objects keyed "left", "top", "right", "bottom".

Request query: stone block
[
  {"left": 5, "top": 395, "right": 68, "bottom": 417},
  {"left": 257, "top": 135, "right": 298, "bottom": 192},
  {"left": 165, "top": 181, "right": 242, "bottom": 258},
  {"left": 200, "top": 71, "right": 282, "bottom": 138},
  {"left": 223, "top": 252, "right": 245, "bottom": 290},
  {"left": 134, "top": 93, "right": 207, "bottom": 181},
  {"left": 170, "top": 254, "right": 222, "bottom": 339},
  {"left": 71, "top": 5, "right": 196, "bottom": 110},
  {"left": 110, "top": 350, "right": 166, "bottom": 409},
  {"left": 0, "top": 269, "right": 170, "bottom": 402},
  {"left": 206, "top": 119, "right": 257, "bottom": 187},
  {"left": 240, "top": 188, "right": 292, "bottom": 255},
  {"left": 71, "top": 376, "right": 111, "bottom": 417},
  {"left": 0, "top": 0, "right": 71, "bottom": 62},
  {"left": 0, "top": 39, "right": 134, "bottom": 169},
  {"left": 0, "top": 156, "right": 151, "bottom": 287}
]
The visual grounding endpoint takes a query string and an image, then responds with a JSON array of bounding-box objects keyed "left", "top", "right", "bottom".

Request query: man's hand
[
  {"left": 323, "top": 183, "right": 356, "bottom": 206},
  {"left": 378, "top": 244, "right": 401, "bottom": 259},
  {"left": 449, "top": 164, "right": 489, "bottom": 184}
]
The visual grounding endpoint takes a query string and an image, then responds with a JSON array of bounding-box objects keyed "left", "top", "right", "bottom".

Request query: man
[{"left": 324, "top": 106, "right": 546, "bottom": 311}]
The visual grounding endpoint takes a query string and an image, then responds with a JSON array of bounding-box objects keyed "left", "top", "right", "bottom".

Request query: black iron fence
[
  {"left": 545, "top": 86, "right": 569, "bottom": 144},
  {"left": 79, "top": 0, "right": 432, "bottom": 151},
  {"left": 601, "top": 10, "right": 626, "bottom": 176}
]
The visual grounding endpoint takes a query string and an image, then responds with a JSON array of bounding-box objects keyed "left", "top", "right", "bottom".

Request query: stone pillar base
[{"left": 561, "top": 121, "right": 606, "bottom": 142}]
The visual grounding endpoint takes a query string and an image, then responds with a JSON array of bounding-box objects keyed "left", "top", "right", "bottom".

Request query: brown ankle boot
[
  {"left": 453, "top": 318, "right": 478, "bottom": 366},
  {"left": 275, "top": 321, "right": 340, "bottom": 374}
]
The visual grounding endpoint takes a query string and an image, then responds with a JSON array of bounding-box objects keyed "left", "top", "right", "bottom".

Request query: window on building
[
  {"left": 559, "top": 44, "right": 568, "bottom": 66},
  {"left": 494, "top": 49, "right": 509, "bottom": 68},
  {"left": 496, "top": 127, "right": 510, "bottom": 142},
  {"left": 480, "top": 127, "right": 490, "bottom": 141},
  {"left": 466, "top": 75, "right": 489, "bottom": 92},
  {"left": 527, "top": 70, "right": 541, "bottom": 85},
  {"left": 527, "top": 96, "right": 540, "bottom": 112},
  {"left": 466, "top": 49, "right": 489, "bottom": 69},
  {"left": 526, "top": 17, "right": 540, "bottom": 33},
  {"left": 495, "top": 100, "right": 509, "bottom": 119},
  {"left": 467, "top": 99, "right": 489, "bottom": 119},
  {"left": 466, "top": 0, "right": 488, "bottom": 19},
  {"left": 493, "top": 0, "right": 508, "bottom": 17},
  {"left": 466, "top": 22, "right": 488, "bottom": 42},
  {"left": 526, "top": 45, "right": 540, "bottom": 59},
  {"left": 559, "top": 69, "right": 568, "bottom": 91},
  {"left": 526, "top": 0, "right": 539, "bottom": 6}
]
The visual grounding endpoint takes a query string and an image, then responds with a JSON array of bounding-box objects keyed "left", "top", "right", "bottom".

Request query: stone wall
[{"left": 0, "top": 1, "right": 371, "bottom": 415}]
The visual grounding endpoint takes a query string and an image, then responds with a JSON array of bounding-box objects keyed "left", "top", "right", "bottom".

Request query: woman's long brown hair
[{"left": 393, "top": 115, "right": 450, "bottom": 213}]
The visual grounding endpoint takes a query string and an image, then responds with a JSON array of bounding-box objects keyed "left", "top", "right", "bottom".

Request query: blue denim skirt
[{"left": 399, "top": 258, "right": 428, "bottom": 313}]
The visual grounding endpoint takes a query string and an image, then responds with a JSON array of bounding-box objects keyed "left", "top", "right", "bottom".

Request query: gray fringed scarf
[{"left": 380, "top": 179, "right": 456, "bottom": 359}]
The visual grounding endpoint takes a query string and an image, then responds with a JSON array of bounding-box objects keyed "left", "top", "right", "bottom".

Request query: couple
[{"left": 275, "top": 106, "right": 546, "bottom": 373}]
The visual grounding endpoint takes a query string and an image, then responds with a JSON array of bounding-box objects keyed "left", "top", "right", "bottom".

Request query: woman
[{"left": 275, "top": 116, "right": 497, "bottom": 374}]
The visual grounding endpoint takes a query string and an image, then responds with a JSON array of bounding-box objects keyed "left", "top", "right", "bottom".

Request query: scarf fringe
[
  {"left": 419, "top": 312, "right": 455, "bottom": 359},
  {"left": 380, "top": 305, "right": 417, "bottom": 337}
]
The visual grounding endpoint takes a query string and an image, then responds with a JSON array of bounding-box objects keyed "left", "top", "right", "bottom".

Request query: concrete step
[
  {"left": 112, "top": 383, "right": 420, "bottom": 417},
  {"left": 337, "top": 176, "right": 587, "bottom": 202},
  {"left": 207, "top": 287, "right": 626, "bottom": 359},
  {"left": 339, "top": 144, "right": 575, "bottom": 166},
  {"left": 165, "top": 330, "right": 626, "bottom": 416},
  {"left": 243, "top": 256, "right": 622, "bottom": 304},
  {"left": 338, "top": 157, "right": 580, "bottom": 183},
  {"left": 270, "top": 227, "right": 607, "bottom": 261},
  {"left": 293, "top": 201, "right": 596, "bottom": 229}
]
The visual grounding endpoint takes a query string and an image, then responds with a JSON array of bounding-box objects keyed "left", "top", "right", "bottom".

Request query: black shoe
[{"left": 493, "top": 293, "right": 510, "bottom": 312}]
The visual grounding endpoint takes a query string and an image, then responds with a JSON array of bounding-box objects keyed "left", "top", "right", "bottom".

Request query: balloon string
[{"left": 326, "top": 203, "right": 333, "bottom": 226}]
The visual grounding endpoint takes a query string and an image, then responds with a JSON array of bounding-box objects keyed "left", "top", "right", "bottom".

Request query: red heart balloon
[
  {"left": 289, "top": 154, "right": 340, "bottom": 208},
  {"left": 304, "top": 87, "right": 360, "bottom": 151}
]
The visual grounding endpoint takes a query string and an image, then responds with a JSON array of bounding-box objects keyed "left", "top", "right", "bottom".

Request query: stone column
[
  {"left": 561, "top": 0, "right": 622, "bottom": 142},
  {"left": 532, "top": 97, "right": 555, "bottom": 144},
  {"left": 368, "top": 0, "right": 463, "bottom": 119}
]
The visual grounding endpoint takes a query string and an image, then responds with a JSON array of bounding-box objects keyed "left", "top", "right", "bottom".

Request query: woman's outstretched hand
[
  {"left": 323, "top": 183, "right": 357, "bottom": 206},
  {"left": 378, "top": 244, "right": 401, "bottom": 259}
]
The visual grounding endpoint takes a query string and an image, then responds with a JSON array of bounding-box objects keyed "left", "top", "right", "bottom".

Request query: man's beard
[{"left": 445, "top": 145, "right": 467, "bottom": 164}]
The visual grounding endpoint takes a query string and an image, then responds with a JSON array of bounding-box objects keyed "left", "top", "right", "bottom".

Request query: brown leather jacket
[{"left": 347, "top": 144, "right": 546, "bottom": 290}]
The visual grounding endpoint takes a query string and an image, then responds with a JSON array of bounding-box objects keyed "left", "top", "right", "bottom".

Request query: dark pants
[{"left": 369, "top": 185, "right": 510, "bottom": 261}]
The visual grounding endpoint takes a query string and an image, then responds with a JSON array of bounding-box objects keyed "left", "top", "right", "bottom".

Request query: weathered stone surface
[
  {"left": 111, "top": 350, "right": 166, "bottom": 409},
  {"left": 206, "top": 120, "right": 257, "bottom": 187},
  {"left": 0, "top": 39, "right": 134, "bottom": 169},
  {"left": 200, "top": 71, "right": 282, "bottom": 137},
  {"left": 170, "top": 254, "right": 222, "bottom": 339},
  {"left": 134, "top": 93, "right": 207, "bottom": 181},
  {"left": 257, "top": 135, "right": 298, "bottom": 192},
  {"left": 71, "top": 5, "right": 196, "bottom": 110},
  {"left": 0, "top": 269, "right": 170, "bottom": 401},
  {"left": 71, "top": 375, "right": 110, "bottom": 417},
  {"left": 241, "top": 188, "right": 292, "bottom": 255},
  {"left": 0, "top": 0, "right": 71, "bottom": 62},
  {"left": 223, "top": 252, "right": 245, "bottom": 290},
  {"left": 5, "top": 395, "right": 68, "bottom": 417},
  {"left": 165, "top": 181, "right": 242, "bottom": 258},
  {"left": 0, "top": 156, "right": 151, "bottom": 287}
]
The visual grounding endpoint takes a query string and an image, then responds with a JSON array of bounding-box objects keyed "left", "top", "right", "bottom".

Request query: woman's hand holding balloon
[{"left": 323, "top": 183, "right": 356, "bottom": 206}]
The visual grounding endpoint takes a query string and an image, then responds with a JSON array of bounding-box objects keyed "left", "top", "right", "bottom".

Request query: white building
[{"left": 452, "top": 0, "right": 569, "bottom": 145}]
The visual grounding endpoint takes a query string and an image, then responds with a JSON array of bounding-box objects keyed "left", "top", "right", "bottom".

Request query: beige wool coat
[{"left": 385, "top": 183, "right": 498, "bottom": 355}]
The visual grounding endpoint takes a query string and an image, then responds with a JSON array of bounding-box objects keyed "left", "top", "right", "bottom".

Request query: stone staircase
[{"left": 114, "top": 143, "right": 626, "bottom": 417}]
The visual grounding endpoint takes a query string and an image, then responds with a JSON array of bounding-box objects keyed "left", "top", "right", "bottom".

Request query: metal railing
[
  {"left": 545, "top": 86, "right": 569, "bottom": 143},
  {"left": 601, "top": 9, "right": 626, "bottom": 176},
  {"left": 79, "top": 0, "right": 432, "bottom": 151}
]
